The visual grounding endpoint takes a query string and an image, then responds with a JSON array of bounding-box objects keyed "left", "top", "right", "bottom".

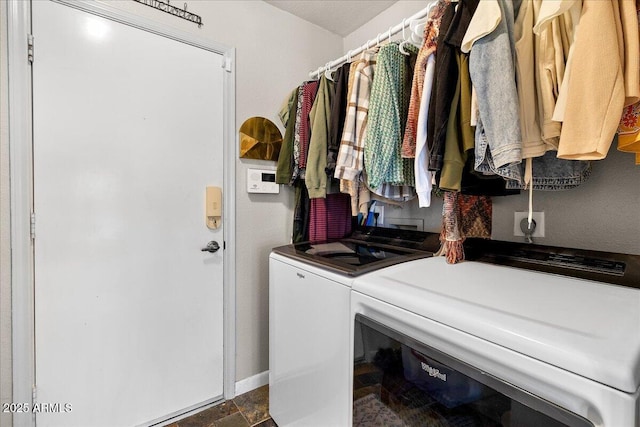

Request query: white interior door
[{"left": 32, "top": 2, "right": 225, "bottom": 426}]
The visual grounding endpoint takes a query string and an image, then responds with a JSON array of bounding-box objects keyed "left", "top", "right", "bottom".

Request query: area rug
[{"left": 353, "top": 393, "right": 404, "bottom": 427}]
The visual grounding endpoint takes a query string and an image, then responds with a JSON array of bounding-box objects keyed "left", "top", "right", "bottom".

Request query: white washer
[
  {"left": 351, "top": 256, "right": 640, "bottom": 426},
  {"left": 269, "top": 253, "right": 354, "bottom": 426},
  {"left": 269, "top": 228, "right": 439, "bottom": 426}
]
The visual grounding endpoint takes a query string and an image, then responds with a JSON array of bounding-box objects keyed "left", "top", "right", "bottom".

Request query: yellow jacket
[{"left": 555, "top": 1, "right": 634, "bottom": 160}]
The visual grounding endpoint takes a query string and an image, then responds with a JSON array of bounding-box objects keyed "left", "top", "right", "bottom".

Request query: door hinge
[
  {"left": 27, "top": 34, "right": 34, "bottom": 64},
  {"left": 222, "top": 57, "right": 232, "bottom": 73},
  {"left": 30, "top": 212, "right": 36, "bottom": 241}
]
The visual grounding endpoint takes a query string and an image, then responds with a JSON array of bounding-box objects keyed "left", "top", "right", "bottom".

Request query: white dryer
[{"left": 351, "top": 245, "right": 640, "bottom": 427}]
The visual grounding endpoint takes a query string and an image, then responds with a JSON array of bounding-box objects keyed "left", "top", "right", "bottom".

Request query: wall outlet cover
[{"left": 513, "top": 212, "right": 545, "bottom": 237}]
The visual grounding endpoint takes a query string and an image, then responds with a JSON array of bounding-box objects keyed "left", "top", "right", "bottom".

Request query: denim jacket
[
  {"left": 506, "top": 151, "right": 591, "bottom": 191},
  {"left": 469, "top": 0, "right": 523, "bottom": 186}
]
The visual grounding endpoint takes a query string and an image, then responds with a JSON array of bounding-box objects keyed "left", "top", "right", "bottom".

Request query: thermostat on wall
[{"left": 247, "top": 168, "right": 279, "bottom": 193}]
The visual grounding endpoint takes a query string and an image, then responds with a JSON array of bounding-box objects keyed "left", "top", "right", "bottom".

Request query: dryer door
[{"left": 353, "top": 314, "right": 595, "bottom": 427}]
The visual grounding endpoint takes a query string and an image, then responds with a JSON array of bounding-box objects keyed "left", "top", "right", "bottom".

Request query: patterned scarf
[{"left": 437, "top": 192, "right": 491, "bottom": 264}]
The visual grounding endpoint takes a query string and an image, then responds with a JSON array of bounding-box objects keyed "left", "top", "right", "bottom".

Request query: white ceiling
[{"left": 263, "top": 1, "right": 398, "bottom": 37}]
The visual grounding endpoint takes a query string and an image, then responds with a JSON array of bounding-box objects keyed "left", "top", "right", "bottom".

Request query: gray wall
[
  {"left": 491, "top": 148, "right": 640, "bottom": 254},
  {"left": 395, "top": 149, "right": 640, "bottom": 255},
  {"left": 344, "top": 1, "right": 427, "bottom": 49}
]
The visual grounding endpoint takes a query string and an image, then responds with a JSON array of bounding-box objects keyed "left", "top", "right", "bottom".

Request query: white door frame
[{"left": 8, "top": 2, "right": 237, "bottom": 425}]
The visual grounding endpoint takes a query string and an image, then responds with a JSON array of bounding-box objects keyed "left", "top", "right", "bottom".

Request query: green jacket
[
  {"left": 305, "top": 75, "right": 334, "bottom": 198},
  {"left": 439, "top": 52, "right": 474, "bottom": 191}
]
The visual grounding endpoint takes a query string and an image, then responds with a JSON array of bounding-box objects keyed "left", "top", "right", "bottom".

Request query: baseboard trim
[{"left": 235, "top": 370, "right": 269, "bottom": 396}]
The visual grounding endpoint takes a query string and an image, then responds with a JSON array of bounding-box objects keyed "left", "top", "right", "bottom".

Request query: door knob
[{"left": 201, "top": 241, "right": 220, "bottom": 253}]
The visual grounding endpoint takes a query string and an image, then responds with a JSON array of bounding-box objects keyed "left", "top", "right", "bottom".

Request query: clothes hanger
[
  {"left": 324, "top": 62, "right": 334, "bottom": 81},
  {"left": 411, "top": 19, "right": 427, "bottom": 40},
  {"left": 410, "top": 13, "right": 429, "bottom": 30},
  {"left": 398, "top": 19, "right": 411, "bottom": 55},
  {"left": 407, "top": 4, "right": 433, "bottom": 46}
]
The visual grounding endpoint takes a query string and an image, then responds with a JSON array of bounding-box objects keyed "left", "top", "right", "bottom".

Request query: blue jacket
[{"left": 469, "top": 0, "right": 522, "bottom": 185}]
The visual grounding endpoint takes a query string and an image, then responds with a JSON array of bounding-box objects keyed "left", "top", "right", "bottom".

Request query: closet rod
[{"left": 308, "top": 1, "right": 436, "bottom": 79}]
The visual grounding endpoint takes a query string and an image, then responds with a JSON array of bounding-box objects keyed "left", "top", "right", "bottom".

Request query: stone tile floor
[{"left": 167, "top": 385, "right": 276, "bottom": 427}]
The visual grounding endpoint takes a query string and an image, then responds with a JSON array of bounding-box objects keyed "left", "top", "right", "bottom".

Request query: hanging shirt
[
  {"left": 439, "top": 53, "right": 475, "bottom": 192},
  {"left": 618, "top": 10, "right": 640, "bottom": 166},
  {"left": 510, "top": 0, "right": 590, "bottom": 190},
  {"left": 415, "top": 54, "right": 436, "bottom": 207},
  {"left": 335, "top": 51, "right": 377, "bottom": 215},
  {"left": 367, "top": 179, "right": 416, "bottom": 203},
  {"left": 411, "top": 2, "right": 451, "bottom": 207},
  {"left": 514, "top": 0, "right": 547, "bottom": 159},
  {"left": 276, "top": 86, "right": 300, "bottom": 184},
  {"left": 326, "top": 63, "right": 351, "bottom": 179},
  {"left": 365, "top": 42, "right": 418, "bottom": 189},
  {"left": 527, "top": 0, "right": 563, "bottom": 146},
  {"left": 536, "top": 1, "right": 581, "bottom": 125},
  {"left": 437, "top": 0, "right": 480, "bottom": 192},
  {"left": 306, "top": 75, "right": 334, "bottom": 198},
  {"left": 298, "top": 80, "right": 320, "bottom": 172},
  {"left": 618, "top": 102, "right": 640, "bottom": 165},
  {"left": 335, "top": 52, "right": 376, "bottom": 182},
  {"left": 461, "top": 0, "right": 500, "bottom": 132},
  {"left": 426, "top": 2, "right": 457, "bottom": 172},
  {"left": 278, "top": 86, "right": 297, "bottom": 127},
  {"left": 290, "top": 85, "right": 304, "bottom": 183},
  {"left": 308, "top": 193, "right": 352, "bottom": 242},
  {"left": 619, "top": 0, "right": 640, "bottom": 164},
  {"left": 618, "top": 0, "right": 640, "bottom": 107},
  {"left": 554, "top": 1, "right": 626, "bottom": 160},
  {"left": 292, "top": 180, "right": 310, "bottom": 243},
  {"left": 336, "top": 51, "right": 417, "bottom": 207},
  {"left": 343, "top": 176, "right": 371, "bottom": 217},
  {"left": 460, "top": 0, "right": 501, "bottom": 53}
]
